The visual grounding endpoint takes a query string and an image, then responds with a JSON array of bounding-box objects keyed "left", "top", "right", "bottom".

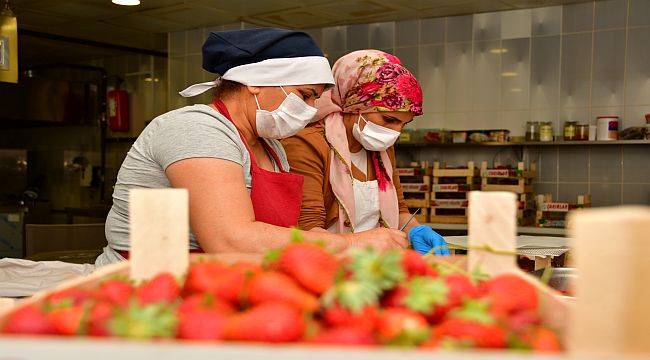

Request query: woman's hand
[{"left": 346, "top": 228, "right": 408, "bottom": 251}]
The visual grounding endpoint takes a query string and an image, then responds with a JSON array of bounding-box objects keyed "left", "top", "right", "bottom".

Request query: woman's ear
[{"left": 246, "top": 86, "right": 261, "bottom": 95}]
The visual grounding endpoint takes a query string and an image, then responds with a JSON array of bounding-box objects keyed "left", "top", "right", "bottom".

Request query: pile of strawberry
[{"left": 1, "top": 240, "right": 560, "bottom": 352}]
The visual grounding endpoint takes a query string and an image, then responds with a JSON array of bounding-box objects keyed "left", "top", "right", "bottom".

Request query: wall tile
[
  {"left": 349, "top": 24, "right": 370, "bottom": 51},
  {"left": 472, "top": 40, "right": 501, "bottom": 111},
  {"left": 326, "top": 50, "right": 346, "bottom": 67},
  {"left": 445, "top": 42, "right": 473, "bottom": 112},
  {"left": 532, "top": 6, "right": 562, "bottom": 36},
  {"left": 623, "top": 105, "right": 650, "bottom": 128},
  {"left": 419, "top": 45, "right": 446, "bottom": 114},
  {"left": 322, "top": 26, "right": 347, "bottom": 52},
  {"left": 445, "top": 112, "right": 471, "bottom": 131},
  {"left": 531, "top": 36, "right": 560, "bottom": 109},
  {"left": 186, "top": 28, "right": 203, "bottom": 54},
  {"left": 623, "top": 145, "right": 650, "bottom": 183},
  {"left": 395, "top": 47, "right": 419, "bottom": 77},
  {"left": 538, "top": 146, "right": 558, "bottom": 182},
  {"left": 622, "top": 184, "right": 650, "bottom": 204},
  {"left": 421, "top": 17, "right": 445, "bottom": 44},
  {"left": 471, "top": 111, "right": 500, "bottom": 130},
  {"left": 557, "top": 183, "right": 589, "bottom": 202},
  {"left": 629, "top": 0, "right": 650, "bottom": 26},
  {"left": 396, "top": 19, "right": 419, "bottom": 46},
  {"left": 590, "top": 183, "right": 622, "bottom": 206},
  {"left": 501, "top": 110, "right": 530, "bottom": 137},
  {"left": 168, "top": 56, "right": 187, "bottom": 110},
  {"left": 303, "top": 28, "right": 323, "bottom": 47},
  {"left": 562, "top": 2, "right": 594, "bottom": 33},
  {"left": 595, "top": 0, "right": 628, "bottom": 30},
  {"left": 501, "top": 38, "right": 530, "bottom": 110},
  {"left": 561, "top": 107, "right": 591, "bottom": 126},
  {"left": 370, "top": 22, "right": 395, "bottom": 49},
  {"left": 590, "top": 145, "right": 622, "bottom": 182},
  {"left": 414, "top": 113, "right": 444, "bottom": 129},
  {"left": 561, "top": 33, "right": 593, "bottom": 108},
  {"left": 591, "top": 30, "right": 626, "bottom": 107},
  {"left": 501, "top": 9, "right": 532, "bottom": 39},
  {"left": 446, "top": 15, "right": 473, "bottom": 43},
  {"left": 474, "top": 12, "right": 501, "bottom": 41},
  {"left": 442, "top": 146, "right": 474, "bottom": 167},
  {"left": 169, "top": 31, "right": 185, "bottom": 57},
  {"left": 625, "top": 27, "right": 650, "bottom": 106},
  {"left": 534, "top": 182, "right": 558, "bottom": 199},
  {"left": 471, "top": 147, "right": 501, "bottom": 165},
  {"left": 558, "top": 146, "right": 589, "bottom": 182}
]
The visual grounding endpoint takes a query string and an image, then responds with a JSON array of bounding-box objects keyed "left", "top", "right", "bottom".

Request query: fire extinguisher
[{"left": 107, "top": 83, "right": 129, "bottom": 132}]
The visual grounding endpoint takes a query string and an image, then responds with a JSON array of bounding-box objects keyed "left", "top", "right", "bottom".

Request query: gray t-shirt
[{"left": 95, "top": 104, "right": 288, "bottom": 266}]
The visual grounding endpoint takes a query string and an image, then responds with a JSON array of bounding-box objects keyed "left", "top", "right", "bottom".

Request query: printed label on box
[
  {"left": 485, "top": 169, "right": 510, "bottom": 178},
  {"left": 540, "top": 203, "right": 570, "bottom": 212},
  {"left": 432, "top": 199, "right": 468, "bottom": 208},
  {"left": 402, "top": 184, "right": 428, "bottom": 192},
  {"left": 397, "top": 168, "right": 415, "bottom": 176},
  {"left": 432, "top": 184, "right": 459, "bottom": 192}
]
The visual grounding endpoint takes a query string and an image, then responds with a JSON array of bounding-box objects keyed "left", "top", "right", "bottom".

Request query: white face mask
[
  {"left": 254, "top": 87, "right": 318, "bottom": 139},
  {"left": 352, "top": 114, "right": 401, "bottom": 152}
]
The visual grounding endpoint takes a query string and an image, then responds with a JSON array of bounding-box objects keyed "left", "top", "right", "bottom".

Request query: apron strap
[{"left": 212, "top": 99, "right": 286, "bottom": 172}]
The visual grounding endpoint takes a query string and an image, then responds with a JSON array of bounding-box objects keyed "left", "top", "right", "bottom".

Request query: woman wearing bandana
[
  {"left": 283, "top": 50, "right": 449, "bottom": 255},
  {"left": 96, "top": 31, "right": 407, "bottom": 266}
]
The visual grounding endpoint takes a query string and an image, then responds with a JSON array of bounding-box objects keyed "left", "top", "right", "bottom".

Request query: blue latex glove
[{"left": 408, "top": 225, "right": 450, "bottom": 256}]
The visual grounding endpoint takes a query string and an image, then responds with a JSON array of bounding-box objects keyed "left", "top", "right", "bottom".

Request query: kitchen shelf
[
  {"left": 397, "top": 139, "right": 650, "bottom": 148},
  {"left": 425, "top": 223, "right": 566, "bottom": 237}
]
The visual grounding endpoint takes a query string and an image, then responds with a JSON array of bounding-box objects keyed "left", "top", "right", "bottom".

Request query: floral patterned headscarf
[
  {"left": 313, "top": 50, "right": 422, "bottom": 233},
  {"left": 320, "top": 50, "right": 423, "bottom": 117}
]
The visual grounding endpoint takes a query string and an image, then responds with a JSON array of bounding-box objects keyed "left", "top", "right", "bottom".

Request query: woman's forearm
[{"left": 399, "top": 212, "right": 420, "bottom": 234}]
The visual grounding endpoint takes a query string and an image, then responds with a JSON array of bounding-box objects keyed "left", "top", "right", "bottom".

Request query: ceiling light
[
  {"left": 489, "top": 48, "right": 508, "bottom": 54},
  {"left": 112, "top": 0, "right": 140, "bottom": 6},
  {"left": 510, "top": 88, "right": 523, "bottom": 93},
  {"left": 501, "top": 72, "right": 518, "bottom": 77}
]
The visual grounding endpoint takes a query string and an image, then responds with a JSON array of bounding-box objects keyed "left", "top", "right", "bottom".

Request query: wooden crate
[
  {"left": 404, "top": 192, "right": 431, "bottom": 208},
  {"left": 407, "top": 207, "right": 429, "bottom": 223},
  {"left": 536, "top": 194, "right": 591, "bottom": 228},
  {"left": 432, "top": 161, "right": 477, "bottom": 180},
  {"left": 480, "top": 161, "right": 536, "bottom": 194}
]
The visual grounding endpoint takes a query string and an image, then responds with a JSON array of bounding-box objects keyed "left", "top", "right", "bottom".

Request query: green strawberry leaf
[
  {"left": 109, "top": 303, "right": 177, "bottom": 339},
  {"left": 389, "top": 327, "right": 431, "bottom": 347},
  {"left": 451, "top": 299, "right": 495, "bottom": 325},
  {"left": 404, "top": 277, "right": 449, "bottom": 314},
  {"left": 322, "top": 280, "right": 380, "bottom": 314},
  {"left": 290, "top": 228, "right": 304, "bottom": 243},
  {"left": 350, "top": 248, "right": 405, "bottom": 291},
  {"left": 470, "top": 266, "right": 490, "bottom": 284},
  {"left": 263, "top": 248, "right": 282, "bottom": 267}
]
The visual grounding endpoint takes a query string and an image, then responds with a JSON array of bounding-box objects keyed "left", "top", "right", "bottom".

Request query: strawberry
[
  {"left": 310, "top": 326, "right": 376, "bottom": 346},
  {"left": 224, "top": 302, "right": 305, "bottom": 343},
  {"left": 45, "top": 288, "right": 92, "bottom": 308},
  {"left": 483, "top": 274, "right": 538, "bottom": 316},
  {"left": 136, "top": 273, "right": 180, "bottom": 305},
  {"left": 178, "top": 293, "right": 234, "bottom": 315},
  {"left": 47, "top": 306, "right": 86, "bottom": 336},
  {"left": 380, "top": 285, "right": 409, "bottom": 308},
  {"left": 322, "top": 303, "right": 377, "bottom": 332},
  {"left": 402, "top": 250, "right": 437, "bottom": 278},
  {"left": 528, "top": 327, "right": 561, "bottom": 353},
  {"left": 375, "top": 307, "right": 430, "bottom": 346},
  {"left": 246, "top": 271, "right": 319, "bottom": 312},
  {"left": 274, "top": 242, "right": 339, "bottom": 295},
  {"left": 2, "top": 305, "right": 55, "bottom": 335},
  {"left": 505, "top": 309, "right": 541, "bottom": 332},
  {"left": 428, "top": 274, "right": 480, "bottom": 323},
  {"left": 382, "top": 277, "right": 448, "bottom": 318},
  {"left": 96, "top": 278, "right": 134, "bottom": 307},
  {"left": 434, "top": 299, "right": 506, "bottom": 348},
  {"left": 177, "top": 306, "right": 227, "bottom": 341},
  {"left": 184, "top": 262, "right": 246, "bottom": 303},
  {"left": 88, "top": 301, "right": 113, "bottom": 337},
  {"left": 109, "top": 303, "right": 177, "bottom": 339}
]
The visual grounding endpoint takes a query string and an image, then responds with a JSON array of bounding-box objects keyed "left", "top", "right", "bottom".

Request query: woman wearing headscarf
[
  {"left": 283, "top": 50, "right": 449, "bottom": 255},
  {"left": 96, "top": 31, "right": 407, "bottom": 266}
]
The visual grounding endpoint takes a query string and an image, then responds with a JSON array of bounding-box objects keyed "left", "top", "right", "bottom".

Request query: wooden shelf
[
  {"left": 425, "top": 223, "right": 566, "bottom": 236},
  {"left": 397, "top": 139, "right": 650, "bottom": 148}
]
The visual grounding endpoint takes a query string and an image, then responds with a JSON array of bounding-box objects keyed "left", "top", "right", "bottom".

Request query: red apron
[
  {"left": 117, "top": 100, "right": 304, "bottom": 260},
  {"left": 212, "top": 99, "right": 304, "bottom": 227}
]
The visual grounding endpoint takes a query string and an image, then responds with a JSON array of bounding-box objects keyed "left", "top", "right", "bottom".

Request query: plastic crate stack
[
  {"left": 480, "top": 161, "right": 537, "bottom": 226},
  {"left": 535, "top": 194, "right": 591, "bottom": 228},
  {"left": 397, "top": 162, "right": 431, "bottom": 224},
  {"left": 429, "top": 161, "right": 480, "bottom": 224}
]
